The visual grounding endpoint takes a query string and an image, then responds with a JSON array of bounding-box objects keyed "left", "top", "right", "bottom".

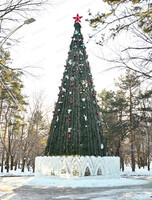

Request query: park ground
[{"left": 0, "top": 166, "right": 152, "bottom": 200}]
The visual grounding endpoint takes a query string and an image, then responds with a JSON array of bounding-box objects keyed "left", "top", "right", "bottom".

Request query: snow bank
[{"left": 35, "top": 156, "right": 120, "bottom": 178}]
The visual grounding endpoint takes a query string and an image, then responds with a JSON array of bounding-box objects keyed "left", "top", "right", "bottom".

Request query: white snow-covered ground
[
  {"left": 0, "top": 168, "right": 34, "bottom": 177},
  {"left": 121, "top": 165, "right": 152, "bottom": 176},
  {"left": 0, "top": 191, "right": 6, "bottom": 199},
  {"left": 0, "top": 165, "right": 152, "bottom": 200},
  {"left": 0, "top": 165, "right": 152, "bottom": 188},
  {"left": 29, "top": 163, "right": 152, "bottom": 187},
  {"left": 0, "top": 175, "right": 149, "bottom": 188},
  {"left": 26, "top": 175, "right": 149, "bottom": 188},
  {"left": 1, "top": 165, "right": 152, "bottom": 177},
  {"left": 27, "top": 163, "right": 152, "bottom": 188}
]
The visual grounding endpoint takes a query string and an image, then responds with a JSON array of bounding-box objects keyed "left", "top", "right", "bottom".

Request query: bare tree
[
  {"left": 87, "top": 1, "right": 152, "bottom": 81},
  {"left": 0, "top": 0, "right": 50, "bottom": 39},
  {"left": 20, "top": 91, "right": 50, "bottom": 172}
]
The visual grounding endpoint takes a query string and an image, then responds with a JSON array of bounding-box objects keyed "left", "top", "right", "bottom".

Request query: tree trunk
[
  {"left": 14, "top": 160, "right": 17, "bottom": 171},
  {"left": 137, "top": 153, "right": 141, "bottom": 169},
  {"left": 18, "top": 160, "right": 21, "bottom": 169},
  {"left": 1, "top": 151, "right": 4, "bottom": 173},
  {"left": 119, "top": 113, "right": 124, "bottom": 172},
  {"left": 0, "top": 82, "right": 2, "bottom": 120},
  {"left": 32, "top": 161, "right": 35, "bottom": 173},
  {"left": 21, "top": 158, "right": 26, "bottom": 172},
  {"left": 6, "top": 153, "right": 9, "bottom": 172},
  {"left": 2, "top": 106, "right": 9, "bottom": 172},
  {"left": 11, "top": 155, "right": 14, "bottom": 170},
  {"left": 131, "top": 132, "right": 135, "bottom": 171},
  {"left": 147, "top": 128, "right": 150, "bottom": 171},
  {"left": 129, "top": 87, "right": 135, "bottom": 172},
  {"left": 27, "top": 159, "right": 30, "bottom": 171},
  {"left": 0, "top": 83, "right": 3, "bottom": 173},
  {"left": 121, "top": 157, "right": 124, "bottom": 171},
  {"left": 119, "top": 137, "right": 124, "bottom": 171},
  {"left": 6, "top": 130, "right": 11, "bottom": 172},
  {"left": 142, "top": 139, "right": 145, "bottom": 168}
]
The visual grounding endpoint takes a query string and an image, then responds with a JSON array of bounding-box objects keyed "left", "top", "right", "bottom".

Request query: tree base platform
[{"left": 35, "top": 156, "right": 120, "bottom": 178}]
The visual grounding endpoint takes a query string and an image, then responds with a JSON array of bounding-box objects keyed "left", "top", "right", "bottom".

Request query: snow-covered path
[{"left": 0, "top": 176, "right": 152, "bottom": 200}]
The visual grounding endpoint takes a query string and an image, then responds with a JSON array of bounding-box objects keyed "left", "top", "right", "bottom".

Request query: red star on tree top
[{"left": 73, "top": 14, "right": 83, "bottom": 23}]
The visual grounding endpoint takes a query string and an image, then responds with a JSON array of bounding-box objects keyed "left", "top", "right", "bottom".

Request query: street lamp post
[{"left": 0, "top": 18, "right": 36, "bottom": 48}]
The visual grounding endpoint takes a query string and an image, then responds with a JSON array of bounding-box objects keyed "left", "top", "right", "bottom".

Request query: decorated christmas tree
[{"left": 45, "top": 14, "right": 107, "bottom": 157}]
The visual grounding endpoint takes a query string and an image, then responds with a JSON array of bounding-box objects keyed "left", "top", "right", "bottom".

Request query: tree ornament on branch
[
  {"left": 68, "top": 128, "right": 72, "bottom": 132},
  {"left": 68, "top": 109, "right": 72, "bottom": 113},
  {"left": 70, "top": 77, "right": 74, "bottom": 81}
]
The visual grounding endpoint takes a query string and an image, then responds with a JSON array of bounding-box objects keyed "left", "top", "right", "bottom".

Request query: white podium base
[{"left": 35, "top": 156, "right": 120, "bottom": 178}]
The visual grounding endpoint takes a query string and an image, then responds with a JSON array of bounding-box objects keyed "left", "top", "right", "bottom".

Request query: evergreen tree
[
  {"left": 0, "top": 50, "right": 28, "bottom": 172},
  {"left": 98, "top": 89, "right": 128, "bottom": 171},
  {"left": 45, "top": 14, "right": 107, "bottom": 156},
  {"left": 115, "top": 69, "right": 141, "bottom": 171}
]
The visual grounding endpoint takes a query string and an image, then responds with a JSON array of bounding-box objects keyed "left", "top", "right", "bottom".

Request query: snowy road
[{"left": 0, "top": 176, "right": 152, "bottom": 200}]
